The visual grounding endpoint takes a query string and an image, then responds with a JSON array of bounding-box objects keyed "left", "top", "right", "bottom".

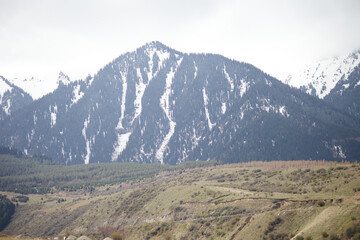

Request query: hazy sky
[{"left": 1, "top": 0, "right": 360, "bottom": 83}]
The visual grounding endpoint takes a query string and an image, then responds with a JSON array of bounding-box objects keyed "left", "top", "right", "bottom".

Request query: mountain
[
  {"left": 8, "top": 76, "right": 58, "bottom": 100},
  {"left": 1, "top": 42, "right": 360, "bottom": 164},
  {"left": 285, "top": 50, "right": 360, "bottom": 99},
  {"left": 324, "top": 64, "right": 360, "bottom": 118},
  {"left": 285, "top": 49, "right": 360, "bottom": 117},
  {"left": 0, "top": 76, "right": 33, "bottom": 121},
  {"left": 8, "top": 71, "right": 74, "bottom": 101}
]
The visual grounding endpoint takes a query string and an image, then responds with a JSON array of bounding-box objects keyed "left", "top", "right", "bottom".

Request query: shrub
[
  {"left": 346, "top": 226, "right": 355, "bottom": 238},
  {"left": 321, "top": 231, "right": 328, "bottom": 238},
  {"left": 317, "top": 200, "right": 325, "bottom": 207},
  {"left": 354, "top": 233, "right": 360, "bottom": 240},
  {"left": 189, "top": 224, "right": 196, "bottom": 232},
  {"left": 329, "top": 234, "right": 340, "bottom": 240},
  {"left": 264, "top": 217, "right": 283, "bottom": 235},
  {"left": 110, "top": 232, "right": 123, "bottom": 240}
]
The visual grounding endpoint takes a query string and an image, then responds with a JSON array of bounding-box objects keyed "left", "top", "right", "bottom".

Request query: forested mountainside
[
  {"left": 0, "top": 76, "right": 33, "bottom": 121},
  {"left": 1, "top": 42, "right": 360, "bottom": 164}
]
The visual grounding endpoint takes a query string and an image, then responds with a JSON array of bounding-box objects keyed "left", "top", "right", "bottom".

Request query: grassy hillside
[{"left": 0, "top": 157, "right": 360, "bottom": 240}]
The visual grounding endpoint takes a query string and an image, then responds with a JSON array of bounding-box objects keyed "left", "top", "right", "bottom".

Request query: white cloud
[{"left": 0, "top": 0, "right": 359, "bottom": 84}]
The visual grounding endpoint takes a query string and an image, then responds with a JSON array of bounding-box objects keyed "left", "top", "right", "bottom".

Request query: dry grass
[{"left": 1, "top": 161, "right": 359, "bottom": 239}]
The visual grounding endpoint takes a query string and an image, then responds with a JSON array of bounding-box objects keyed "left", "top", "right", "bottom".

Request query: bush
[
  {"left": 11, "top": 195, "right": 29, "bottom": 203},
  {"left": 321, "top": 231, "right": 328, "bottom": 238},
  {"left": 354, "top": 233, "right": 360, "bottom": 240},
  {"left": 264, "top": 217, "right": 283, "bottom": 235},
  {"left": 317, "top": 200, "right": 325, "bottom": 207},
  {"left": 295, "top": 236, "right": 304, "bottom": 240},
  {"left": 329, "top": 234, "right": 340, "bottom": 240},
  {"left": 346, "top": 226, "right": 355, "bottom": 238},
  {"left": 110, "top": 232, "right": 123, "bottom": 240}
]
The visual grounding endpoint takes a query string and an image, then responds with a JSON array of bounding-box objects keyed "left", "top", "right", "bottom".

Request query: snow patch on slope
[
  {"left": 57, "top": 72, "right": 71, "bottom": 86},
  {"left": 332, "top": 145, "right": 346, "bottom": 159},
  {"left": 223, "top": 65, "right": 234, "bottom": 91},
  {"left": 112, "top": 71, "right": 131, "bottom": 162},
  {"left": 111, "top": 132, "right": 132, "bottom": 162},
  {"left": 132, "top": 68, "right": 147, "bottom": 124},
  {"left": 157, "top": 51, "right": 170, "bottom": 71},
  {"left": 202, "top": 88, "right": 216, "bottom": 130},
  {"left": 71, "top": 84, "right": 84, "bottom": 105},
  {"left": 49, "top": 105, "right": 58, "bottom": 128},
  {"left": 82, "top": 114, "right": 91, "bottom": 164},
  {"left": 116, "top": 72, "right": 128, "bottom": 130},
  {"left": 3, "top": 99, "right": 11, "bottom": 115},
  {"left": 193, "top": 61, "right": 198, "bottom": 79},
  {"left": 0, "top": 77, "right": 12, "bottom": 97},
  {"left": 257, "top": 98, "right": 290, "bottom": 117},
  {"left": 285, "top": 50, "right": 360, "bottom": 98},
  {"left": 112, "top": 47, "right": 170, "bottom": 162},
  {"left": 0, "top": 77, "right": 13, "bottom": 115},
  {"left": 156, "top": 58, "right": 183, "bottom": 163},
  {"left": 355, "top": 80, "right": 360, "bottom": 88},
  {"left": 221, "top": 102, "right": 227, "bottom": 114},
  {"left": 239, "top": 79, "right": 250, "bottom": 97}
]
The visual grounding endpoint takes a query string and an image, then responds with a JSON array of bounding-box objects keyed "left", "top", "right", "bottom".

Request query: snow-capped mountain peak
[
  {"left": 0, "top": 76, "right": 12, "bottom": 98},
  {"left": 1, "top": 42, "right": 360, "bottom": 165},
  {"left": 285, "top": 49, "right": 360, "bottom": 98},
  {"left": 9, "top": 75, "right": 57, "bottom": 100},
  {"left": 0, "top": 76, "right": 33, "bottom": 119},
  {"left": 57, "top": 71, "right": 71, "bottom": 86}
]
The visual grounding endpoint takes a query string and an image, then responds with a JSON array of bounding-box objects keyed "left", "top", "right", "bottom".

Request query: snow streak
[
  {"left": 112, "top": 48, "right": 170, "bottom": 161},
  {"left": 156, "top": 58, "right": 183, "bottom": 163},
  {"left": 0, "top": 78, "right": 12, "bottom": 97},
  {"left": 258, "top": 98, "right": 290, "bottom": 117},
  {"left": 116, "top": 72, "right": 128, "bottom": 130},
  {"left": 193, "top": 61, "right": 198, "bottom": 79},
  {"left": 71, "top": 84, "right": 84, "bottom": 105},
  {"left": 82, "top": 114, "right": 91, "bottom": 164},
  {"left": 112, "top": 71, "right": 131, "bottom": 162},
  {"left": 133, "top": 49, "right": 170, "bottom": 124},
  {"left": 221, "top": 102, "right": 227, "bottom": 114},
  {"left": 202, "top": 88, "right": 216, "bottom": 130},
  {"left": 132, "top": 68, "right": 147, "bottom": 124},
  {"left": 50, "top": 105, "right": 57, "bottom": 128},
  {"left": 223, "top": 65, "right": 234, "bottom": 91},
  {"left": 239, "top": 79, "right": 249, "bottom": 97},
  {"left": 4, "top": 99, "right": 11, "bottom": 115},
  {"left": 111, "top": 132, "right": 132, "bottom": 161}
]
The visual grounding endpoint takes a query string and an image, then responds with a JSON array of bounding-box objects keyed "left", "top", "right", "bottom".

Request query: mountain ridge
[
  {"left": 1, "top": 42, "right": 360, "bottom": 164},
  {"left": 0, "top": 76, "right": 33, "bottom": 121},
  {"left": 285, "top": 49, "right": 360, "bottom": 98}
]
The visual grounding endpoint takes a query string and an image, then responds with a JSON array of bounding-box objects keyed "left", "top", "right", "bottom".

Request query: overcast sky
[{"left": 1, "top": 0, "right": 360, "bottom": 84}]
